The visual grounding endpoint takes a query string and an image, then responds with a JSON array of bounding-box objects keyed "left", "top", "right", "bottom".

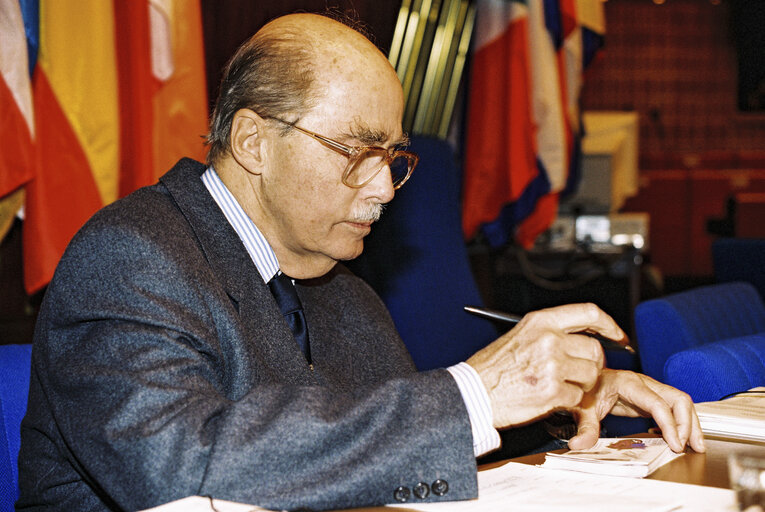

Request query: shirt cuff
[{"left": 446, "top": 362, "right": 501, "bottom": 457}]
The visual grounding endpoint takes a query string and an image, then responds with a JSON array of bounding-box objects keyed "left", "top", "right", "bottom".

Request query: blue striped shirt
[
  {"left": 201, "top": 167, "right": 280, "bottom": 283},
  {"left": 201, "top": 166, "right": 499, "bottom": 456}
]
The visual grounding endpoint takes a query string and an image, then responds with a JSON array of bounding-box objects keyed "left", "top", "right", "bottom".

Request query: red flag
[
  {"left": 0, "top": 0, "right": 35, "bottom": 198},
  {"left": 462, "top": 0, "right": 538, "bottom": 243},
  {"left": 115, "top": 0, "right": 208, "bottom": 195},
  {"left": 463, "top": 0, "right": 604, "bottom": 248},
  {"left": 23, "top": 0, "right": 116, "bottom": 293},
  {"left": 514, "top": 0, "right": 567, "bottom": 248},
  {"left": 114, "top": 1, "right": 156, "bottom": 195}
]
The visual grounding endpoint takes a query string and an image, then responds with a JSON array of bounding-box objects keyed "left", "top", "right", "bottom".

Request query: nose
[{"left": 363, "top": 163, "right": 395, "bottom": 204}]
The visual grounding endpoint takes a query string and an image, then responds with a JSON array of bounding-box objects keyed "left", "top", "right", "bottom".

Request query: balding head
[
  {"left": 206, "top": 13, "right": 406, "bottom": 278},
  {"left": 206, "top": 13, "right": 399, "bottom": 166}
]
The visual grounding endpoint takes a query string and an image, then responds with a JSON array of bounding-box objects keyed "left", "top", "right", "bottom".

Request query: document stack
[
  {"left": 695, "top": 387, "right": 765, "bottom": 443},
  {"left": 541, "top": 437, "right": 683, "bottom": 478}
]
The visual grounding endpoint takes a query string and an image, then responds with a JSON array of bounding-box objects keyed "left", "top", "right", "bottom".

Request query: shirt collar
[{"left": 201, "top": 166, "right": 280, "bottom": 283}]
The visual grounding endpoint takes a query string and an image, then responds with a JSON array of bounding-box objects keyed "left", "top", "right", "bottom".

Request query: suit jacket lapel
[
  {"left": 159, "top": 159, "right": 316, "bottom": 382},
  {"left": 159, "top": 158, "right": 253, "bottom": 304}
]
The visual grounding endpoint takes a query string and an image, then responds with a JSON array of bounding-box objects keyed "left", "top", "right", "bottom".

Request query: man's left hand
[{"left": 567, "top": 369, "right": 706, "bottom": 453}]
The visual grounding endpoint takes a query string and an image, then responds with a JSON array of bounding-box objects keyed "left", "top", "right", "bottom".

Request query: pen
[{"left": 463, "top": 305, "right": 636, "bottom": 354}]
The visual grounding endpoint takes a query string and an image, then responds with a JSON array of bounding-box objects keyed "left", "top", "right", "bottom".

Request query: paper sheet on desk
[{"left": 389, "top": 462, "right": 737, "bottom": 512}]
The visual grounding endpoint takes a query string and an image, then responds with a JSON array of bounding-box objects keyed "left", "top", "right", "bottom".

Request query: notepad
[{"left": 540, "top": 437, "right": 683, "bottom": 478}]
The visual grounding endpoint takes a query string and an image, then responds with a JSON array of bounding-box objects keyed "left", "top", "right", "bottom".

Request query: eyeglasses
[{"left": 262, "top": 115, "right": 418, "bottom": 190}]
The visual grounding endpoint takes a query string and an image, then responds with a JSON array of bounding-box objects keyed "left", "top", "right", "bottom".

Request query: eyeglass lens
[{"left": 345, "top": 149, "right": 412, "bottom": 188}]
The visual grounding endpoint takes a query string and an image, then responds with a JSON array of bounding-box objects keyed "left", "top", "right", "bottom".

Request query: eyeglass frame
[{"left": 259, "top": 114, "right": 418, "bottom": 190}]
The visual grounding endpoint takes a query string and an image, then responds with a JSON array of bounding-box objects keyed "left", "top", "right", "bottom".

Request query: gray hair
[{"left": 205, "top": 30, "right": 317, "bottom": 165}]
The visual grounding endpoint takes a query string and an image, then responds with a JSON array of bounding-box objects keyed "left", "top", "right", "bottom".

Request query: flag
[
  {"left": 514, "top": 0, "right": 568, "bottom": 247},
  {"left": 115, "top": 0, "right": 208, "bottom": 195},
  {"left": 0, "top": 0, "right": 35, "bottom": 238},
  {"left": 149, "top": 0, "right": 208, "bottom": 179},
  {"left": 23, "top": 0, "right": 114, "bottom": 293},
  {"left": 462, "top": 0, "right": 604, "bottom": 248},
  {"left": 462, "top": 0, "right": 540, "bottom": 246},
  {"left": 19, "top": 0, "right": 208, "bottom": 294},
  {"left": 560, "top": 0, "right": 605, "bottom": 198},
  {"left": 576, "top": 0, "right": 606, "bottom": 69}
]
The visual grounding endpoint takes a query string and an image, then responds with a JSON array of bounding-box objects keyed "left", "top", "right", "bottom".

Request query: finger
[
  {"left": 566, "top": 304, "right": 628, "bottom": 342},
  {"left": 566, "top": 306, "right": 628, "bottom": 344},
  {"left": 552, "top": 381, "right": 586, "bottom": 411},
  {"left": 636, "top": 375, "right": 706, "bottom": 453},
  {"left": 567, "top": 406, "right": 600, "bottom": 450},
  {"left": 636, "top": 388, "right": 684, "bottom": 452},
  {"left": 603, "top": 371, "right": 697, "bottom": 453},
  {"left": 688, "top": 407, "right": 706, "bottom": 453},
  {"left": 666, "top": 390, "right": 694, "bottom": 448},
  {"left": 662, "top": 387, "right": 706, "bottom": 453},
  {"left": 563, "top": 333, "right": 605, "bottom": 369},
  {"left": 559, "top": 356, "right": 601, "bottom": 392},
  {"left": 532, "top": 303, "right": 627, "bottom": 342}
]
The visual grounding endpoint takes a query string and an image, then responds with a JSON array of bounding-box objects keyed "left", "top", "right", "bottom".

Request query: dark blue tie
[{"left": 268, "top": 272, "right": 311, "bottom": 363}]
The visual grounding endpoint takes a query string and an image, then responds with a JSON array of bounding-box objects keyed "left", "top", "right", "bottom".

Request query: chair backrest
[
  {"left": 347, "top": 136, "right": 498, "bottom": 370},
  {"left": 0, "top": 344, "right": 32, "bottom": 512},
  {"left": 634, "top": 282, "right": 765, "bottom": 381},
  {"left": 663, "top": 333, "right": 765, "bottom": 402}
]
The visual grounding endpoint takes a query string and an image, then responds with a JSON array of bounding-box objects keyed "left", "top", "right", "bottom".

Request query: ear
[{"left": 230, "top": 108, "right": 266, "bottom": 174}]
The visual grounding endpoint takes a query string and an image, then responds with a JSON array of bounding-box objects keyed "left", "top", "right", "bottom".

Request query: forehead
[
  {"left": 304, "top": 46, "right": 406, "bottom": 145},
  {"left": 314, "top": 80, "right": 406, "bottom": 145}
]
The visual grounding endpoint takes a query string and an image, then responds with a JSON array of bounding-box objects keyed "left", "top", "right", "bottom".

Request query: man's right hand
[{"left": 465, "top": 303, "right": 625, "bottom": 429}]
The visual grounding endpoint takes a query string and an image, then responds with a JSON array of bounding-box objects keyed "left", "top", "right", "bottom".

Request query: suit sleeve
[{"left": 25, "top": 210, "right": 478, "bottom": 511}]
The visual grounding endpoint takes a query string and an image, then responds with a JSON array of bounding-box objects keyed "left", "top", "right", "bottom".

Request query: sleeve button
[
  {"left": 432, "top": 479, "right": 449, "bottom": 496},
  {"left": 393, "top": 486, "right": 411, "bottom": 503},
  {"left": 413, "top": 482, "right": 430, "bottom": 499}
]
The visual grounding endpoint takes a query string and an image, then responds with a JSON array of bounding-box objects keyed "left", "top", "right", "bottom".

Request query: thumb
[{"left": 567, "top": 407, "right": 600, "bottom": 450}]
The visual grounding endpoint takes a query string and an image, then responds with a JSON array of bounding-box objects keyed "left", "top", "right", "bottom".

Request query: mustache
[{"left": 351, "top": 202, "right": 385, "bottom": 223}]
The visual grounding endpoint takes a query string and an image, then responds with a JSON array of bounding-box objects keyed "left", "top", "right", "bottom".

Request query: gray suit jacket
[{"left": 17, "top": 159, "right": 478, "bottom": 512}]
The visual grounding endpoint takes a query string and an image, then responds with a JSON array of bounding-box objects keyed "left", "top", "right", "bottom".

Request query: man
[{"left": 17, "top": 13, "right": 704, "bottom": 512}]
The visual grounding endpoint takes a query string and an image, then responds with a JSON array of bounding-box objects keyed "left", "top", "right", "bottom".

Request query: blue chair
[
  {"left": 0, "top": 344, "right": 32, "bottom": 512},
  {"left": 634, "top": 282, "right": 765, "bottom": 402},
  {"left": 347, "top": 135, "right": 498, "bottom": 370},
  {"left": 663, "top": 333, "right": 765, "bottom": 402}
]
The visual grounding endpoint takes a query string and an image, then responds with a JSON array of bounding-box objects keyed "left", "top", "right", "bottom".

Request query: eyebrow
[{"left": 343, "top": 122, "right": 409, "bottom": 148}]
